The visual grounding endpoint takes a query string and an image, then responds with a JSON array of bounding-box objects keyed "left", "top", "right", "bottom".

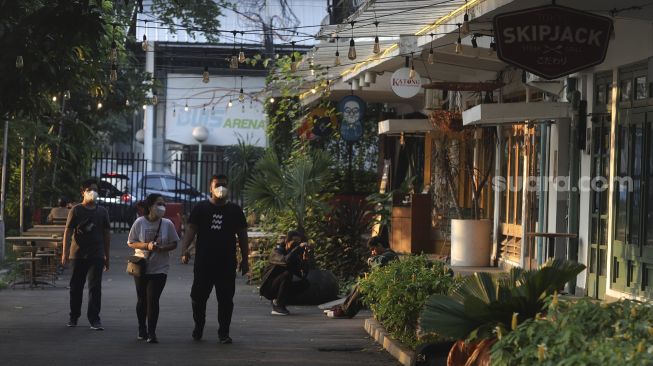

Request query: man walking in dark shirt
[
  {"left": 61, "top": 178, "right": 111, "bottom": 330},
  {"left": 181, "top": 174, "right": 249, "bottom": 344}
]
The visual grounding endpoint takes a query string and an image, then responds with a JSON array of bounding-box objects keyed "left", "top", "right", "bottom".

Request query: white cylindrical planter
[{"left": 450, "top": 219, "right": 492, "bottom": 266}]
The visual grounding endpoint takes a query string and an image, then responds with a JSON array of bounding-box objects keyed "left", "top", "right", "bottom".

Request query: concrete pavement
[{"left": 0, "top": 233, "right": 398, "bottom": 366}]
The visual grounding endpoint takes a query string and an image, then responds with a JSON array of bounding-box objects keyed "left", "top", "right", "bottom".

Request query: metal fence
[{"left": 90, "top": 152, "right": 237, "bottom": 232}]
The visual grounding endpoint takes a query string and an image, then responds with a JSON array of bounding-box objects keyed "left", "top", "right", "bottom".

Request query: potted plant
[{"left": 429, "top": 97, "right": 495, "bottom": 267}]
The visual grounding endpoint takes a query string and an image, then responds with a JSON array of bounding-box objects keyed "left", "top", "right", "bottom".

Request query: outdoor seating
[{"left": 8, "top": 237, "right": 62, "bottom": 289}]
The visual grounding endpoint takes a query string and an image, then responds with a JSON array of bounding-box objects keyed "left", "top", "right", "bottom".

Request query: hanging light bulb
[
  {"left": 290, "top": 41, "right": 297, "bottom": 72},
  {"left": 142, "top": 104, "right": 147, "bottom": 110},
  {"left": 52, "top": 95, "right": 57, "bottom": 102},
  {"left": 110, "top": 40, "right": 118, "bottom": 62},
  {"left": 428, "top": 33, "right": 435, "bottom": 64},
  {"left": 16, "top": 55, "right": 24, "bottom": 69},
  {"left": 462, "top": 2, "right": 470, "bottom": 35},
  {"left": 125, "top": 99, "right": 130, "bottom": 107},
  {"left": 269, "top": 97, "right": 275, "bottom": 103},
  {"left": 184, "top": 101, "right": 189, "bottom": 112},
  {"left": 488, "top": 38, "right": 496, "bottom": 55},
  {"left": 97, "top": 101, "right": 103, "bottom": 109},
  {"left": 348, "top": 22, "right": 356, "bottom": 60},
  {"left": 311, "top": 87, "right": 317, "bottom": 94},
  {"left": 471, "top": 35, "right": 478, "bottom": 48},
  {"left": 455, "top": 24, "right": 463, "bottom": 54},
  {"left": 400, "top": 132, "right": 405, "bottom": 146},
  {"left": 229, "top": 30, "right": 239, "bottom": 69},
  {"left": 172, "top": 108, "right": 176, "bottom": 117},
  {"left": 373, "top": 21, "right": 380, "bottom": 54},
  {"left": 228, "top": 99, "right": 233, "bottom": 108},
  {"left": 239, "top": 88, "right": 245, "bottom": 102},
  {"left": 241, "top": 104, "right": 245, "bottom": 113},
  {"left": 238, "top": 31, "right": 246, "bottom": 63},
  {"left": 334, "top": 36, "right": 341, "bottom": 66},
  {"left": 202, "top": 66, "right": 210, "bottom": 83},
  {"left": 110, "top": 63, "right": 118, "bottom": 82},
  {"left": 142, "top": 21, "right": 148, "bottom": 51},
  {"left": 152, "top": 92, "right": 158, "bottom": 106},
  {"left": 64, "top": 90, "right": 71, "bottom": 100}
]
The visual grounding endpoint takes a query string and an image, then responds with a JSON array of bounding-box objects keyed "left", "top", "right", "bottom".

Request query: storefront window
[
  {"left": 621, "top": 79, "right": 632, "bottom": 102},
  {"left": 636, "top": 76, "right": 648, "bottom": 100}
]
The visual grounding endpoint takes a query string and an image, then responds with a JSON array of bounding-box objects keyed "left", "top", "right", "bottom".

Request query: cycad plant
[
  {"left": 244, "top": 149, "right": 332, "bottom": 234},
  {"left": 419, "top": 260, "right": 585, "bottom": 365},
  {"left": 225, "top": 134, "right": 265, "bottom": 196},
  {"left": 420, "top": 259, "right": 586, "bottom": 339}
]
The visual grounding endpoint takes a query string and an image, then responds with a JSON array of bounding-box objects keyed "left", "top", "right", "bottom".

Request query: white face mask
[
  {"left": 214, "top": 186, "right": 228, "bottom": 199},
  {"left": 84, "top": 190, "right": 98, "bottom": 202},
  {"left": 154, "top": 205, "right": 166, "bottom": 217}
]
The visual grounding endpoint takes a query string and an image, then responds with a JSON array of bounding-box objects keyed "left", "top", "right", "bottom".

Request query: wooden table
[
  {"left": 7, "top": 236, "right": 62, "bottom": 288},
  {"left": 526, "top": 232, "right": 578, "bottom": 262}
]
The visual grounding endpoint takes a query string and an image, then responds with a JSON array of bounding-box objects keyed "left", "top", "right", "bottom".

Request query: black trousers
[
  {"left": 134, "top": 273, "right": 167, "bottom": 335},
  {"left": 190, "top": 274, "right": 236, "bottom": 337},
  {"left": 69, "top": 258, "right": 104, "bottom": 323},
  {"left": 268, "top": 270, "right": 309, "bottom": 307},
  {"left": 341, "top": 284, "right": 363, "bottom": 317}
]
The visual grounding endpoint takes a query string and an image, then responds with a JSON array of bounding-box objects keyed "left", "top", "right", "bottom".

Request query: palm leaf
[{"left": 420, "top": 294, "right": 480, "bottom": 339}]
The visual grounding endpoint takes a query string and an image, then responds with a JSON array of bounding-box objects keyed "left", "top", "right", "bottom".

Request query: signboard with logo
[
  {"left": 165, "top": 74, "right": 267, "bottom": 147},
  {"left": 338, "top": 95, "right": 365, "bottom": 142},
  {"left": 391, "top": 67, "right": 422, "bottom": 98},
  {"left": 494, "top": 5, "right": 612, "bottom": 80}
]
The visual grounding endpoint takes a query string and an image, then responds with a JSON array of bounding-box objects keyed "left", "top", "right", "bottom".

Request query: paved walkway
[{"left": 0, "top": 233, "right": 398, "bottom": 366}]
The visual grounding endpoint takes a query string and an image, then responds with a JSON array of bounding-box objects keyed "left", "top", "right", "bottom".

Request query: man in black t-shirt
[
  {"left": 181, "top": 174, "right": 249, "bottom": 344},
  {"left": 61, "top": 178, "right": 111, "bottom": 330}
]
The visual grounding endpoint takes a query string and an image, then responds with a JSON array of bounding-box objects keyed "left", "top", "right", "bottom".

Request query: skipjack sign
[
  {"left": 391, "top": 67, "right": 422, "bottom": 98},
  {"left": 494, "top": 5, "right": 612, "bottom": 80}
]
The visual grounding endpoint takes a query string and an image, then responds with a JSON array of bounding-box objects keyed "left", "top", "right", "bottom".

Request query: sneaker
[
  {"left": 218, "top": 335, "right": 233, "bottom": 344},
  {"left": 67, "top": 318, "right": 78, "bottom": 327},
  {"left": 271, "top": 305, "right": 290, "bottom": 316},
  {"left": 192, "top": 325, "right": 203, "bottom": 341},
  {"left": 137, "top": 327, "right": 148, "bottom": 340},
  {"left": 326, "top": 307, "right": 348, "bottom": 319},
  {"left": 146, "top": 335, "right": 158, "bottom": 344},
  {"left": 90, "top": 321, "right": 104, "bottom": 331}
]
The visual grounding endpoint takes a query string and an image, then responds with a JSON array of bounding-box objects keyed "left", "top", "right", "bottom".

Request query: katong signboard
[{"left": 494, "top": 5, "right": 612, "bottom": 80}]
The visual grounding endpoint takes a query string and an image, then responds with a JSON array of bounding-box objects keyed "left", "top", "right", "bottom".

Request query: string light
[
  {"left": 227, "top": 99, "right": 233, "bottom": 108},
  {"left": 311, "top": 86, "right": 317, "bottom": 94},
  {"left": 239, "top": 76, "right": 245, "bottom": 102},
  {"left": 172, "top": 108, "right": 176, "bottom": 117},
  {"left": 52, "top": 95, "right": 57, "bottom": 102},
  {"left": 15, "top": 55, "right": 23, "bottom": 69},
  {"left": 290, "top": 41, "right": 297, "bottom": 73},
  {"left": 334, "top": 36, "right": 341, "bottom": 66},
  {"left": 110, "top": 63, "right": 118, "bottom": 82},
  {"left": 202, "top": 66, "right": 210, "bottom": 83},
  {"left": 400, "top": 132, "right": 405, "bottom": 146},
  {"left": 152, "top": 92, "right": 158, "bottom": 106},
  {"left": 64, "top": 90, "right": 71, "bottom": 100},
  {"left": 142, "top": 104, "right": 147, "bottom": 110},
  {"left": 462, "top": 0, "right": 470, "bottom": 35},
  {"left": 184, "top": 100, "right": 189, "bottom": 112},
  {"left": 373, "top": 21, "right": 380, "bottom": 54},
  {"left": 238, "top": 31, "right": 246, "bottom": 63},
  {"left": 230, "top": 30, "right": 238, "bottom": 69},
  {"left": 455, "top": 24, "right": 462, "bottom": 54},
  {"left": 428, "top": 33, "right": 435, "bottom": 64},
  {"left": 97, "top": 101, "right": 103, "bottom": 110},
  {"left": 348, "top": 21, "right": 356, "bottom": 60},
  {"left": 125, "top": 99, "right": 130, "bottom": 107},
  {"left": 269, "top": 97, "right": 275, "bottom": 103},
  {"left": 142, "top": 21, "right": 148, "bottom": 51}
]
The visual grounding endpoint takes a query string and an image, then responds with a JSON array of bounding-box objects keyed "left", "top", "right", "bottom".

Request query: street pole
[
  {"left": 143, "top": 41, "right": 154, "bottom": 171},
  {"left": 0, "top": 119, "right": 8, "bottom": 261},
  {"left": 197, "top": 142, "right": 203, "bottom": 191},
  {"left": 19, "top": 139, "right": 25, "bottom": 234}
]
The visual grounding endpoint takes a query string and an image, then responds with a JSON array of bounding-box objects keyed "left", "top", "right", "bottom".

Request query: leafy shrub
[
  {"left": 491, "top": 298, "right": 653, "bottom": 365},
  {"left": 358, "top": 255, "right": 459, "bottom": 348}
]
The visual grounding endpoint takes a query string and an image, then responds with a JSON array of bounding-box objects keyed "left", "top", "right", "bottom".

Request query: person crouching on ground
[
  {"left": 259, "top": 231, "right": 312, "bottom": 315},
  {"left": 127, "top": 194, "right": 179, "bottom": 343},
  {"left": 326, "top": 236, "right": 398, "bottom": 319}
]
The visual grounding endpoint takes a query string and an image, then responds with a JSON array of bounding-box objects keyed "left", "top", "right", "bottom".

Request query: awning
[
  {"left": 462, "top": 102, "right": 571, "bottom": 126},
  {"left": 378, "top": 119, "right": 433, "bottom": 134}
]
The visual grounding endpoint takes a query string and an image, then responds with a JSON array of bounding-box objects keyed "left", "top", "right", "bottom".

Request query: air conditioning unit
[{"left": 424, "top": 89, "right": 445, "bottom": 110}]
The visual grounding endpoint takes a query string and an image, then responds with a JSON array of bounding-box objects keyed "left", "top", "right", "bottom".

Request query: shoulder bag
[{"left": 126, "top": 219, "right": 162, "bottom": 277}]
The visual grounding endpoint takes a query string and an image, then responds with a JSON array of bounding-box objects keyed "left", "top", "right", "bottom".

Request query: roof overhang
[
  {"left": 378, "top": 119, "right": 433, "bottom": 134},
  {"left": 462, "top": 102, "right": 571, "bottom": 126}
]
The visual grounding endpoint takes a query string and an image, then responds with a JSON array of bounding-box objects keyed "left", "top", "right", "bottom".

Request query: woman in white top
[{"left": 127, "top": 194, "right": 179, "bottom": 343}]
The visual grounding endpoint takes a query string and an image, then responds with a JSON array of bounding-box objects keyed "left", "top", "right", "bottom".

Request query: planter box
[{"left": 451, "top": 219, "right": 492, "bottom": 266}]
